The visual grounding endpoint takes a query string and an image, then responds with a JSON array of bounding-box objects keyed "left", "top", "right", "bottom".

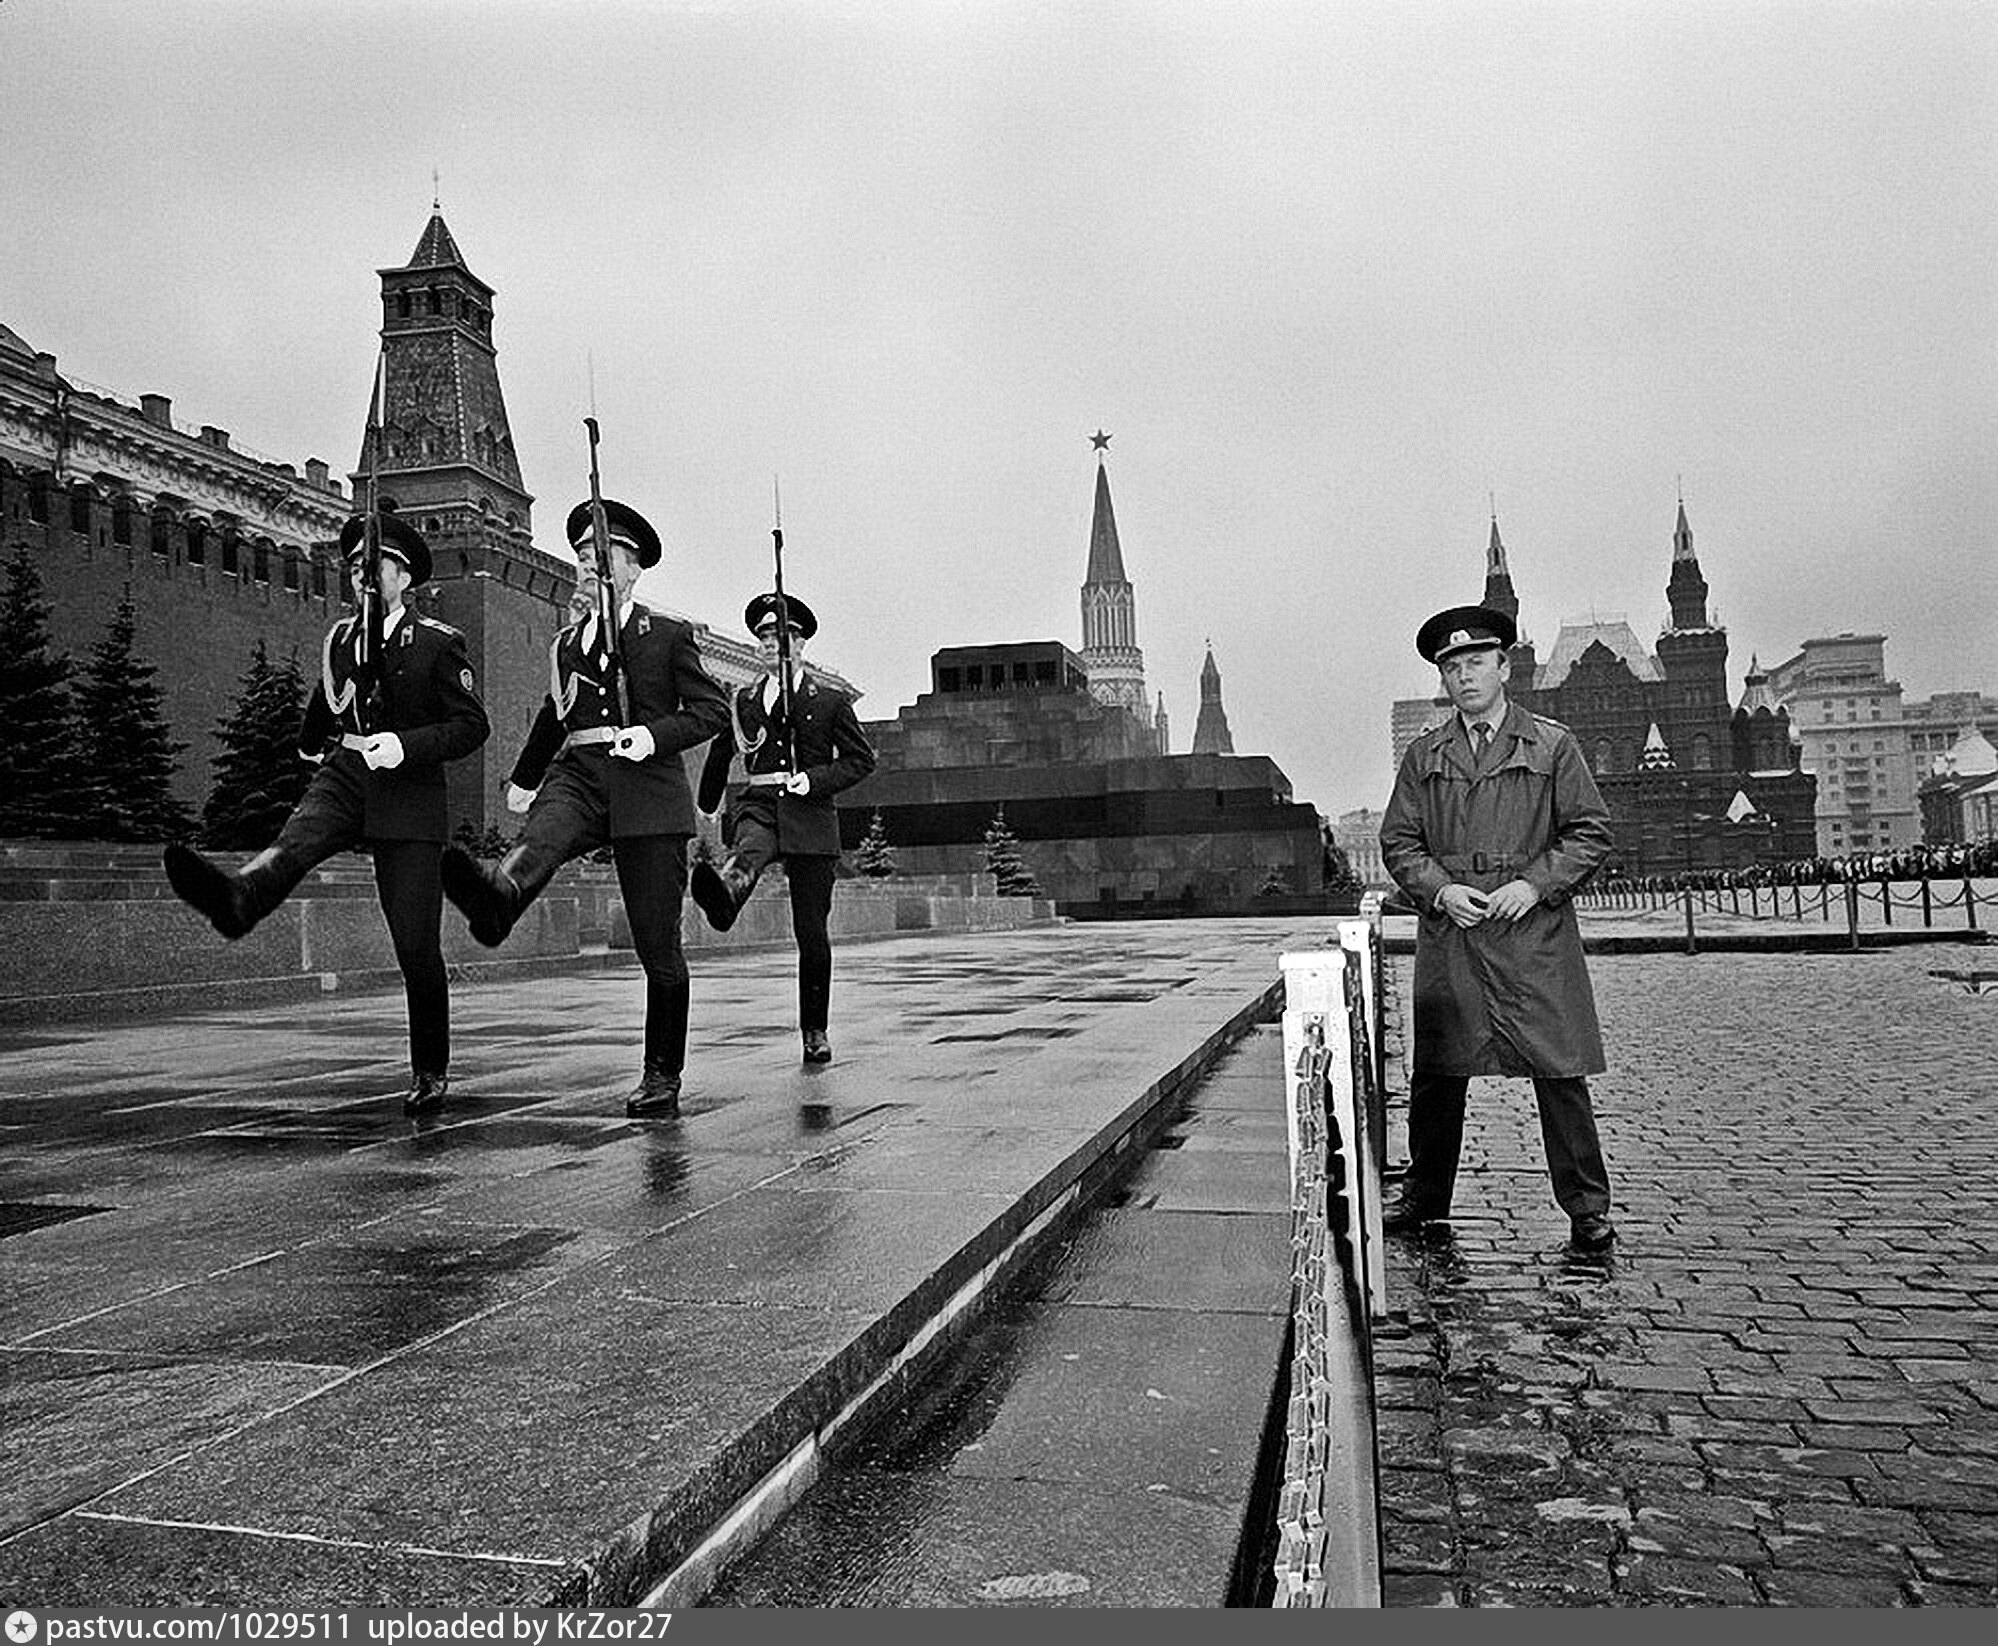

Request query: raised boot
[
  {"left": 164, "top": 843, "right": 302, "bottom": 939},
  {"left": 443, "top": 841, "right": 557, "bottom": 948},
  {"left": 691, "top": 855, "right": 755, "bottom": 933}
]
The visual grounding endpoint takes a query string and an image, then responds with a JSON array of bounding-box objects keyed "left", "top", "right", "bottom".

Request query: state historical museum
[{"left": 1397, "top": 507, "right": 1818, "bottom": 879}]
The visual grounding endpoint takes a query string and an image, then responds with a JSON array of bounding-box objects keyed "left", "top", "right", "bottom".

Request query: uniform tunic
[
  {"left": 696, "top": 669, "right": 877, "bottom": 856},
  {"left": 296, "top": 608, "right": 490, "bottom": 840},
  {"left": 511, "top": 603, "right": 729, "bottom": 838},
  {"left": 1380, "top": 700, "right": 1614, "bottom": 1078}
]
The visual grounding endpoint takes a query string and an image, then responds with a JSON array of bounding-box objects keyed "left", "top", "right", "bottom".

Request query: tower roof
[
  {"left": 406, "top": 211, "right": 465, "bottom": 270},
  {"left": 1536, "top": 618, "right": 1663, "bottom": 689},
  {"left": 1085, "top": 459, "right": 1127, "bottom": 586},
  {"left": 1191, "top": 644, "right": 1234, "bottom": 755},
  {"left": 1737, "top": 653, "right": 1780, "bottom": 714}
]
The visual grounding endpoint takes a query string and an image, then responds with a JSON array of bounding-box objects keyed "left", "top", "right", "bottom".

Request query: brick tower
[
  {"left": 1652, "top": 499, "right": 1731, "bottom": 769},
  {"left": 356, "top": 209, "right": 577, "bottom": 833}
]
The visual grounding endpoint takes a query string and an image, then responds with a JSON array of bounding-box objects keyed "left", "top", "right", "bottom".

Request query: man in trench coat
[{"left": 1378, "top": 604, "right": 1618, "bottom": 1250}]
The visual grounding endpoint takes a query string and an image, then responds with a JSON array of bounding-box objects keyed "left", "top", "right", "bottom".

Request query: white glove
[
  {"left": 610, "top": 725, "right": 655, "bottom": 762},
  {"left": 784, "top": 772, "right": 812, "bottom": 796},
  {"left": 298, "top": 748, "right": 325, "bottom": 766},
  {"left": 504, "top": 781, "right": 537, "bottom": 815},
  {"left": 361, "top": 733, "right": 405, "bottom": 770}
]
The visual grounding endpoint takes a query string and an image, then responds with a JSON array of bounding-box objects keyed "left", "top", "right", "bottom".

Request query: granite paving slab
[{"left": 0, "top": 917, "right": 1315, "bottom": 1605}]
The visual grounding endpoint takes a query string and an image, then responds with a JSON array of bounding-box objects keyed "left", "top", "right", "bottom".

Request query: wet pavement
[
  {"left": 1374, "top": 942, "right": 1998, "bottom": 1607},
  {"left": 702, "top": 1025, "right": 1293, "bottom": 1607},
  {"left": 0, "top": 918, "right": 1313, "bottom": 1607}
]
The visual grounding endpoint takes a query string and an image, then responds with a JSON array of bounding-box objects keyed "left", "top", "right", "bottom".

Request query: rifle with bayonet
[
  {"left": 354, "top": 351, "right": 389, "bottom": 732},
  {"left": 583, "top": 416, "right": 633, "bottom": 728},
  {"left": 770, "top": 479, "right": 798, "bottom": 776}
]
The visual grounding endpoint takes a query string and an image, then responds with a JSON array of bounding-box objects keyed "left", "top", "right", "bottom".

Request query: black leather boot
[
  {"left": 801, "top": 1029, "right": 832, "bottom": 1065},
  {"left": 403, "top": 1070, "right": 449, "bottom": 1118},
  {"left": 443, "top": 840, "right": 557, "bottom": 947},
  {"left": 624, "top": 1063, "right": 682, "bottom": 1119},
  {"left": 164, "top": 843, "right": 303, "bottom": 939},
  {"left": 691, "top": 855, "right": 755, "bottom": 932}
]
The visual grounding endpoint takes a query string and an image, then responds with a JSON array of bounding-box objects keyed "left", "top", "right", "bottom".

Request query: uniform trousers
[
  {"left": 726, "top": 814, "right": 837, "bottom": 1032},
  {"left": 280, "top": 760, "right": 448, "bottom": 1077},
  {"left": 519, "top": 760, "right": 692, "bottom": 1073},
  {"left": 1405, "top": 1069, "right": 1612, "bottom": 1219}
]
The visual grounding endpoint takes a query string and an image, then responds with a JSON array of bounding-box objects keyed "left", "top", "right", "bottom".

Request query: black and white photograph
[{"left": 1, "top": 0, "right": 1993, "bottom": 1614}]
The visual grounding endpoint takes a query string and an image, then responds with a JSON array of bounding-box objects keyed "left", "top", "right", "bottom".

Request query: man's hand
[
  {"left": 361, "top": 733, "right": 405, "bottom": 770},
  {"left": 610, "top": 726, "right": 655, "bottom": 762},
  {"left": 503, "top": 781, "right": 537, "bottom": 815},
  {"left": 784, "top": 772, "right": 812, "bottom": 796},
  {"left": 1484, "top": 877, "right": 1542, "bottom": 920},
  {"left": 1436, "top": 883, "right": 1489, "bottom": 928}
]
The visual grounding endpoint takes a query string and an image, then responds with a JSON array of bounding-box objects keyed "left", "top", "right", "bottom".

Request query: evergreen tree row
[{"left": 0, "top": 546, "right": 310, "bottom": 848}]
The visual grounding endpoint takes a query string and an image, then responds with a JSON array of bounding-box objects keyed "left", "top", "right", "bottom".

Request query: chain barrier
[{"left": 1271, "top": 924, "right": 1387, "bottom": 1607}]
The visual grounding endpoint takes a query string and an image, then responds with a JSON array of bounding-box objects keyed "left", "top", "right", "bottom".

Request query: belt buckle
[{"left": 1472, "top": 850, "right": 1493, "bottom": 873}]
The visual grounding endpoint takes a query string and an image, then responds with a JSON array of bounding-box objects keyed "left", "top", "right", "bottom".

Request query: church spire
[
  {"left": 1190, "top": 641, "right": 1235, "bottom": 755},
  {"left": 1078, "top": 430, "right": 1149, "bottom": 730}
]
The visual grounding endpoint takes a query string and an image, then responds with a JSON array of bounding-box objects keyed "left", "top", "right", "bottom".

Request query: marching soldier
[
  {"left": 691, "top": 592, "right": 877, "bottom": 1065},
  {"left": 440, "top": 499, "right": 728, "bottom": 1119},
  {"left": 164, "top": 512, "right": 490, "bottom": 1116}
]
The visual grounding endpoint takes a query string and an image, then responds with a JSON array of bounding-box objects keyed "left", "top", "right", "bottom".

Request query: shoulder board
[
  {"left": 413, "top": 616, "right": 465, "bottom": 640},
  {"left": 1529, "top": 712, "right": 1573, "bottom": 737}
]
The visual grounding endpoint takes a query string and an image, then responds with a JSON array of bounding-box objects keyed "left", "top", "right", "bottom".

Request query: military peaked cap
[
  {"left": 565, "top": 498, "right": 662, "bottom": 570},
  {"left": 338, "top": 512, "right": 432, "bottom": 587},
  {"left": 744, "top": 591, "right": 817, "bottom": 640},
  {"left": 1416, "top": 604, "right": 1517, "bottom": 663}
]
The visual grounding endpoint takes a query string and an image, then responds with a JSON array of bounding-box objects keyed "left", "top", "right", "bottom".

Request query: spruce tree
[
  {"left": 72, "top": 588, "right": 194, "bottom": 842},
  {"left": 982, "top": 805, "right": 1044, "bottom": 897},
  {"left": 855, "top": 809, "right": 897, "bottom": 877},
  {"left": 200, "top": 642, "right": 311, "bottom": 849},
  {"left": 0, "top": 547, "right": 86, "bottom": 839}
]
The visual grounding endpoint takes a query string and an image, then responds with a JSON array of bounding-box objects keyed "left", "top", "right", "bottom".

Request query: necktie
[{"left": 1472, "top": 721, "right": 1491, "bottom": 761}]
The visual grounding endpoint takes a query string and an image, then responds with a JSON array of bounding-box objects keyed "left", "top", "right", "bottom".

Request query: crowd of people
[{"left": 1599, "top": 837, "right": 1998, "bottom": 896}]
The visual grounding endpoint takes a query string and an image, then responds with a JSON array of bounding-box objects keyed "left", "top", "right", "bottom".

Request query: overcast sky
[{"left": 3, "top": 0, "right": 1992, "bottom": 814}]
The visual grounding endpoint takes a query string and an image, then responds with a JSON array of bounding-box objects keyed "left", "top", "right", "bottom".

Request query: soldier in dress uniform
[
  {"left": 1378, "top": 604, "right": 1619, "bottom": 1251},
  {"left": 691, "top": 592, "right": 877, "bottom": 1065},
  {"left": 439, "top": 499, "right": 729, "bottom": 1119},
  {"left": 163, "top": 512, "right": 490, "bottom": 1116}
]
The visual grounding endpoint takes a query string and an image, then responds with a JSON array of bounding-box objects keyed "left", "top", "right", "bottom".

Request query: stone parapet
[{"left": 0, "top": 844, "right": 1054, "bottom": 1023}]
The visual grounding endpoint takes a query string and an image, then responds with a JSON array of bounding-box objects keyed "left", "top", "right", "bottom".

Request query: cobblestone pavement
[{"left": 1375, "top": 946, "right": 1998, "bottom": 1608}]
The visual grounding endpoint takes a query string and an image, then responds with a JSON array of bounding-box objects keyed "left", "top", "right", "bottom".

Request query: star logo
[{"left": 8, "top": 1612, "right": 39, "bottom": 1644}]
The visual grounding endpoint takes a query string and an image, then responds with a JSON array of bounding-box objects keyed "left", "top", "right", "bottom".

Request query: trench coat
[{"left": 1379, "top": 700, "right": 1614, "bottom": 1077}]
